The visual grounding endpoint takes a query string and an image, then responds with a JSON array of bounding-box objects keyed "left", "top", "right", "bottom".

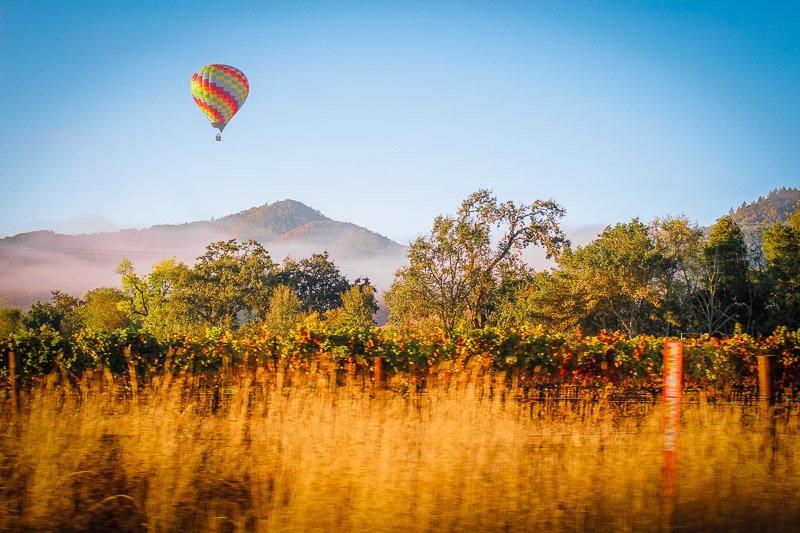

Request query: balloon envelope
[{"left": 190, "top": 64, "right": 249, "bottom": 132}]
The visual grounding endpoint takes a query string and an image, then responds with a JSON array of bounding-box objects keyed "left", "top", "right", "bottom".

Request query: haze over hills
[
  {"left": 0, "top": 200, "right": 407, "bottom": 308},
  {"left": 1, "top": 189, "right": 798, "bottom": 310}
]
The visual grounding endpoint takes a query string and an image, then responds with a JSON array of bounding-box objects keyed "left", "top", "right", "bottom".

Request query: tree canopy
[
  {"left": 3, "top": 194, "right": 799, "bottom": 342},
  {"left": 386, "top": 189, "right": 567, "bottom": 331}
]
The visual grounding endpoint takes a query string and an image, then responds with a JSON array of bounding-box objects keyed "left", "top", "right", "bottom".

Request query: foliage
[
  {"left": 492, "top": 269, "right": 583, "bottom": 334},
  {"left": 507, "top": 220, "right": 672, "bottom": 336},
  {"left": 81, "top": 287, "right": 131, "bottom": 331},
  {"left": 0, "top": 308, "right": 22, "bottom": 337},
  {"left": 4, "top": 322, "right": 800, "bottom": 390},
  {"left": 730, "top": 186, "right": 800, "bottom": 236},
  {"left": 495, "top": 212, "right": 789, "bottom": 337},
  {"left": 275, "top": 252, "right": 351, "bottom": 314},
  {"left": 117, "top": 257, "right": 192, "bottom": 338},
  {"left": 2, "top": 325, "right": 64, "bottom": 376},
  {"left": 387, "top": 189, "right": 566, "bottom": 331},
  {"left": 22, "top": 290, "right": 84, "bottom": 337},
  {"left": 762, "top": 202, "right": 800, "bottom": 329},
  {"left": 561, "top": 219, "right": 671, "bottom": 336},
  {"left": 185, "top": 239, "right": 276, "bottom": 328},
  {"left": 262, "top": 285, "right": 303, "bottom": 337},
  {"left": 324, "top": 282, "right": 378, "bottom": 330},
  {"left": 649, "top": 215, "right": 704, "bottom": 333},
  {"left": 696, "top": 216, "right": 760, "bottom": 335}
]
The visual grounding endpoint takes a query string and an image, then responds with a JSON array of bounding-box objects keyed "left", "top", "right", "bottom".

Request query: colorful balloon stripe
[
  {"left": 190, "top": 64, "right": 249, "bottom": 132},
  {"left": 192, "top": 96, "right": 225, "bottom": 124}
]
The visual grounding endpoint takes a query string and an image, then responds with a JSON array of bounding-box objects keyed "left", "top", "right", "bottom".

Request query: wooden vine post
[
  {"left": 123, "top": 346, "right": 139, "bottom": 405},
  {"left": 373, "top": 356, "right": 383, "bottom": 392},
  {"left": 757, "top": 355, "right": 775, "bottom": 412},
  {"left": 8, "top": 351, "right": 21, "bottom": 415},
  {"left": 345, "top": 361, "right": 357, "bottom": 392}
]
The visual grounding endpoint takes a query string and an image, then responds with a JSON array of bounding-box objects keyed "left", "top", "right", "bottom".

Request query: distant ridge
[
  {"left": 0, "top": 200, "right": 407, "bottom": 308},
  {"left": 729, "top": 187, "right": 799, "bottom": 235},
  {"left": 151, "top": 200, "right": 328, "bottom": 241},
  {"left": 3, "top": 190, "right": 798, "bottom": 309},
  {"left": 216, "top": 199, "right": 328, "bottom": 240},
  {"left": 1, "top": 199, "right": 405, "bottom": 258}
]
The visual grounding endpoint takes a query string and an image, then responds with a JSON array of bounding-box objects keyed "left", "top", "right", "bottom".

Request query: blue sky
[{"left": 1, "top": 0, "right": 798, "bottom": 244}]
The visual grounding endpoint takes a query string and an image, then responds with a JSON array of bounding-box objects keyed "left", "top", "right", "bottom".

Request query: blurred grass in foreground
[{"left": 1, "top": 373, "right": 798, "bottom": 532}]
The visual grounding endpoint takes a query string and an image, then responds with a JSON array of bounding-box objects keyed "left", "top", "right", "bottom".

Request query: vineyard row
[{"left": 2, "top": 325, "right": 799, "bottom": 391}]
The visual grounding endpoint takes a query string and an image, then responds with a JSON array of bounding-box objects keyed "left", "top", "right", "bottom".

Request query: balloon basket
[{"left": 216, "top": 134, "right": 222, "bottom": 141}]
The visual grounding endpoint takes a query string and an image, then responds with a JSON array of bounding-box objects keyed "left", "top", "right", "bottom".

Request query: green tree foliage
[
  {"left": 0, "top": 308, "right": 23, "bottom": 336},
  {"left": 22, "top": 290, "right": 84, "bottom": 337},
  {"left": 116, "top": 242, "right": 365, "bottom": 336},
  {"left": 557, "top": 219, "right": 671, "bottom": 336},
  {"left": 763, "top": 202, "right": 800, "bottom": 328},
  {"left": 695, "top": 216, "right": 759, "bottom": 335},
  {"left": 383, "top": 272, "right": 441, "bottom": 332},
  {"left": 493, "top": 269, "right": 583, "bottom": 334},
  {"left": 650, "top": 215, "right": 705, "bottom": 333},
  {"left": 499, "top": 218, "right": 695, "bottom": 336},
  {"left": 498, "top": 215, "right": 775, "bottom": 337},
  {"left": 275, "top": 252, "right": 351, "bottom": 314},
  {"left": 183, "top": 240, "right": 276, "bottom": 329},
  {"left": 118, "top": 257, "right": 192, "bottom": 337},
  {"left": 386, "top": 189, "right": 566, "bottom": 331},
  {"left": 262, "top": 285, "right": 303, "bottom": 336},
  {"left": 82, "top": 287, "right": 131, "bottom": 331},
  {"left": 325, "top": 282, "right": 379, "bottom": 330}
]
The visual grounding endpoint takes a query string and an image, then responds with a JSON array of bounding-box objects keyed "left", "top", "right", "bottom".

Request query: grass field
[{"left": 1, "top": 372, "right": 798, "bottom": 532}]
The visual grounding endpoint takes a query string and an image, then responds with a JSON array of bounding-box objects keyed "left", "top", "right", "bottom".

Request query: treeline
[
  {"left": 1, "top": 189, "right": 799, "bottom": 358},
  {"left": 0, "top": 241, "right": 378, "bottom": 341},
  {"left": 385, "top": 190, "right": 800, "bottom": 336}
]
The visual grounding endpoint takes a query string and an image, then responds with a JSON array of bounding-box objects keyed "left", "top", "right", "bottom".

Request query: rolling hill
[
  {"left": 728, "top": 187, "right": 799, "bottom": 235},
  {"left": 0, "top": 200, "right": 407, "bottom": 308},
  {"left": 3, "top": 189, "right": 798, "bottom": 310}
]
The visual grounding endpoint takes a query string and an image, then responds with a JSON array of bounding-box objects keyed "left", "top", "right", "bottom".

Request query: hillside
[
  {"left": 3, "top": 190, "right": 798, "bottom": 310},
  {"left": 0, "top": 200, "right": 407, "bottom": 308},
  {"left": 729, "top": 187, "right": 799, "bottom": 234}
]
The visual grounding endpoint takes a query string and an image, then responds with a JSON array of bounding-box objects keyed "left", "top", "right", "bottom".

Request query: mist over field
[
  {"left": 0, "top": 198, "right": 610, "bottom": 310},
  {"left": 0, "top": 200, "right": 408, "bottom": 309}
]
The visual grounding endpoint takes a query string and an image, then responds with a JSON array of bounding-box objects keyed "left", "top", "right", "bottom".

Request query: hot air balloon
[{"left": 190, "top": 64, "right": 249, "bottom": 141}]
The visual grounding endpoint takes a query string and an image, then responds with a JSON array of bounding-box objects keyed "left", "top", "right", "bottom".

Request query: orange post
[
  {"left": 757, "top": 355, "right": 775, "bottom": 410},
  {"left": 373, "top": 356, "right": 383, "bottom": 392},
  {"left": 662, "top": 340, "right": 683, "bottom": 522}
]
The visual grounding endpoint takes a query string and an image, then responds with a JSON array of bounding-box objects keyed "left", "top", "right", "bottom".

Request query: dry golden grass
[{"left": 1, "top": 371, "right": 799, "bottom": 532}]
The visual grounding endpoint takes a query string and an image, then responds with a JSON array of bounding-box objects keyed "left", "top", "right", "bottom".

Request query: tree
[
  {"left": 762, "top": 202, "right": 800, "bottom": 328},
  {"left": 695, "top": 216, "right": 757, "bottom": 335},
  {"left": 184, "top": 240, "right": 276, "bottom": 329},
  {"left": 262, "top": 285, "right": 303, "bottom": 336},
  {"left": 386, "top": 189, "right": 566, "bottom": 331},
  {"left": 275, "top": 252, "right": 351, "bottom": 314},
  {"left": 118, "top": 257, "right": 192, "bottom": 337},
  {"left": 22, "top": 290, "right": 84, "bottom": 337},
  {"left": 325, "top": 282, "right": 379, "bottom": 329},
  {"left": 383, "top": 273, "right": 441, "bottom": 332},
  {"left": 553, "top": 219, "right": 670, "bottom": 336},
  {"left": 82, "top": 287, "right": 130, "bottom": 331},
  {"left": 650, "top": 215, "right": 705, "bottom": 334},
  {"left": 0, "top": 308, "right": 22, "bottom": 337},
  {"left": 493, "top": 268, "right": 584, "bottom": 334}
]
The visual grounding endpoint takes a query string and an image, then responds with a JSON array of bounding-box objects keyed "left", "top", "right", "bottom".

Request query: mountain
[
  {"left": 0, "top": 200, "right": 407, "bottom": 308},
  {"left": 728, "top": 187, "right": 799, "bottom": 235}
]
